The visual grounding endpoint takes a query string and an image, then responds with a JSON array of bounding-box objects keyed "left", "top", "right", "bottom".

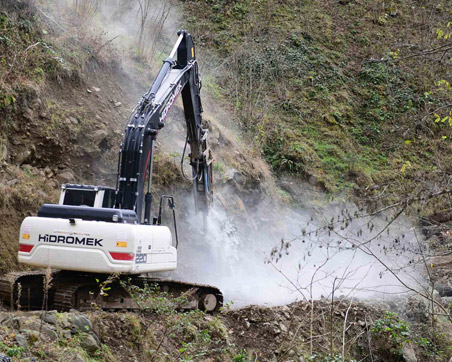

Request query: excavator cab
[{"left": 59, "top": 184, "right": 116, "bottom": 208}]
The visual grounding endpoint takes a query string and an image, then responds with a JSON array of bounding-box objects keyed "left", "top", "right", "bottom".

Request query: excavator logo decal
[
  {"left": 38, "top": 234, "right": 103, "bottom": 247},
  {"left": 159, "top": 83, "right": 183, "bottom": 123}
]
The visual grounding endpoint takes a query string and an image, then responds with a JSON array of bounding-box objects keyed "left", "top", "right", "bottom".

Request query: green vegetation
[
  {"left": 371, "top": 311, "right": 412, "bottom": 356},
  {"left": 369, "top": 310, "right": 452, "bottom": 361},
  {"left": 232, "top": 350, "right": 249, "bottom": 362},
  {"left": 0, "top": 342, "right": 25, "bottom": 358},
  {"left": 118, "top": 280, "right": 230, "bottom": 361},
  {"left": 184, "top": 0, "right": 452, "bottom": 194}
]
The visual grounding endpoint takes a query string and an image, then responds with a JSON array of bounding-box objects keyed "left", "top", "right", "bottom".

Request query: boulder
[
  {"left": 15, "top": 149, "right": 31, "bottom": 165},
  {"left": 62, "top": 329, "right": 71, "bottom": 339},
  {"left": 89, "top": 129, "right": 108, "bottom": 145},
  {"left": 224, "top": 168, "right": 239, "bottom": 182},
  {"left": 29, "top": 98, "right": 42, "bottom": 110},
  {"left": 39, "top": 111, "right": 50, "bottom": 119},
  {"left": 39, "top": 326, "right": 58, "bottom": 342},
  {"left": 71, "top": 315, "right": 92, "bottom": 333},
  {"left": 21, "top": 329, "right": 40, "bottom": 343},
  {"left": 279, "top": 323, "right": 288, "bottom": 333},
  {"left": 244, "top": 319, "right": 250, "bottom": 329},
  {"left": 19, "top": 318, "right": 58, "bottom": 341},
  {"left": 0, "top": 144, "right": 8, "bottom": 162},
  {"left": 402, "top": 343, "right": 417, "bottom": 362},
  {"left": 41, "top": 311, "right": 57, "bottom": 325},
  {"left": 44, "top": 166, "right": 54, "bottom": 178},
  {"left": 1, "top": 316, "right": 20, "bottom": 329},
  {"left": 280, "top": 306, "right": 291, "bottom": 319},
  {"left": 435, "top": 282, "right": 452, "bottom": 297},
  {"left": 11, "top": 137, "right": 22, "bottom": 145},
  {"left": 76, "top": 354, "right": 87, "bottom": 362},
  {"left": 15, "top": 334, "right": 28, "bottom": 349},
  {"left": 22, "top": 108, "right": 34, "bottom": 121},
  {"left": 54, "top": 312, "right": 71, "bottom": 329},
  {"left": 56, "top": 170, "right": 75, "bottom": 184},
  {"left": 79, "top": 333, "right": 99, "bottom": 354}
]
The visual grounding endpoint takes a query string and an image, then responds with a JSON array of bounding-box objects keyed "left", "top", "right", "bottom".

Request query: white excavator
[{"left": 0, "top": 31, "right": 222, "bottom": 312}]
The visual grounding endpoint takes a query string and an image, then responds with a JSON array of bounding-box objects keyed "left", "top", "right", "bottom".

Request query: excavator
[{"left": 0, "top": 30, "right": 222, "bottom": 312}]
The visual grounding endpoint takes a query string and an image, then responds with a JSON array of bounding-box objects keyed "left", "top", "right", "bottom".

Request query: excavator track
[
  {"left": 0, "top": 270, "right": 223, "bottom": 313},
  {"left": 53, "top": 283, "right": 79, "bottom": 311},
  {"left": 0, "top": 271, "right": 49, "bottom": 311}
]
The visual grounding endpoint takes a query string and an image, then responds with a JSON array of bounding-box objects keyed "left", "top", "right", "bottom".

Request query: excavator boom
[{"left": 116, "top": 30, "right": 212, "bottom": 223}]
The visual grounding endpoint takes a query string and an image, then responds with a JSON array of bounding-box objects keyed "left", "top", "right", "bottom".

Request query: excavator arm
[{"left": 115, "top": 30, "right": 213, "bottom": 223}]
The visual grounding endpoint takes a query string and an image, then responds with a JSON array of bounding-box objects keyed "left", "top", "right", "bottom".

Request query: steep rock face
[{"left": 3, "top": 84, "right": 118, "bottom": 178}]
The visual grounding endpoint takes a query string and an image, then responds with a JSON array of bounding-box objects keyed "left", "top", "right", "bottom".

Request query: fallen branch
[{"left": 96, "top": 34, "right": 121, "bottom": 53}]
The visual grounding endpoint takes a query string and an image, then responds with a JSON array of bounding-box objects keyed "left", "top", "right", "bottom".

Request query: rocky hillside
[
  {"left": 183, "top": 0, "right": 452, "bottom": 250},
  {"left": 0, "top": 0, "right": 452, "bottom": 361},
  {"left": 183, "top": 0, "right": 452, "bottom": 337}
]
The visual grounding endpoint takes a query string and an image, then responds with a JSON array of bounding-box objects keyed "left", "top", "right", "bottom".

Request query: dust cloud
[{"left": 171, "top": 188, "right": 425, "bottom": 307}]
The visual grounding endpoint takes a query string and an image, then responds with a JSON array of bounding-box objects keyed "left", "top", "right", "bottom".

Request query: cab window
[{"left": 63, "top": 189, "right": 96, "bottom": 207}]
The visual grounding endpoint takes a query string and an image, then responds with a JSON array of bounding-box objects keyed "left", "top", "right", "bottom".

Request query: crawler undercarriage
[{"left": 0, "top": 271, "right": 223, "bottom": 313}]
